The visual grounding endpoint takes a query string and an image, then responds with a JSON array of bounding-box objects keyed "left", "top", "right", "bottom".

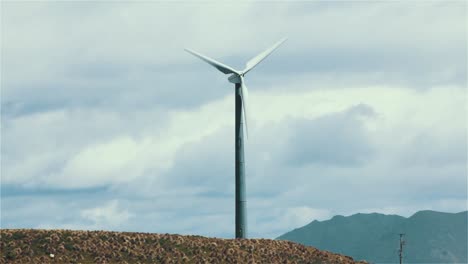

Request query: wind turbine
[{"left": 185, "top": 38, "right": 287, "bottom": 238}]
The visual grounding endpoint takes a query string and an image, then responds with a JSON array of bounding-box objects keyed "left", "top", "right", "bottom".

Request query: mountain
[
  {"left": 0, "top": 229, "right": 368, "bottom": 263},
  {"left": 277, "top": 210, "right": 467, "bottom": 263}
]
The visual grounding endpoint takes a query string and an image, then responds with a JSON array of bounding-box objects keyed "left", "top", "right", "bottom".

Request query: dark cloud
[
  {"left": 137, "top": 104, "right": 379, "bottom": 218},
  {"left": 248, "top": 48, "right": 466, "bottom": 91},
  {"left": 0, "top": 184, "right": 108, "bottom": 198},
  {"left": 399, "top": 132, "right": 467, "bottom": 168},
  {"left": 283, "top": 104, "right": 376, "bottom": 167},
  {"left": 1, "top": 62, "right": 236, "bottom": 119},
  {"left": 0, "top": 192, "right": 111, "bottom": 230},
  {"left": 164, "top": 127, "right": 234, "bottom": 194}
]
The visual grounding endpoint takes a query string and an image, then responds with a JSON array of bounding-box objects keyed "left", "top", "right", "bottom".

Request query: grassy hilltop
[{"left": 1, "top": 229, "right": 367, "bottom": 263}]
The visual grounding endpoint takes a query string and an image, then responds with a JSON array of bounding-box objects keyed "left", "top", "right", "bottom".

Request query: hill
[
  {"left": 277, "top": 210, "right": 467, "bottom": 263},
  {"left": 0, "top": 229, "right": 367, "bottom": 263}
]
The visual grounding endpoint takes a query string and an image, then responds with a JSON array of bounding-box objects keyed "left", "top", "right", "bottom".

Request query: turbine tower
[{"left": 185, "top": 38, "right": 286, "bottom": 238}]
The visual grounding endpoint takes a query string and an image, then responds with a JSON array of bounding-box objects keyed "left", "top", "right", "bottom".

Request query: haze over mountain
[{"left": 277, "top": 210, "right": 467, "bottom": 263}]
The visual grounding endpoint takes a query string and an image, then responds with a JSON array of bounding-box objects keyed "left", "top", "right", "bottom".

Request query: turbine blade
[
  {"left": 185, "top": 48, "right": 239, "bottom": 75},
  {"left": 240, "top": 80, "right": 249, "bottom": 138},
  {"left": 243, "top": 38, "right": 287, "bottom": 74}
]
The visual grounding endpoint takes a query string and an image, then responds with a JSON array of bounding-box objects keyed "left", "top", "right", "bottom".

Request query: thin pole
[
  {"left": 399, "top": 233, "right": 405, "bottom": 264},
  {"left": 235, "top": 83, "right": 247, "bottom": 238}
]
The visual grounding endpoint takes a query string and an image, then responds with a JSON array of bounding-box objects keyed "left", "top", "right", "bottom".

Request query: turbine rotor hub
[{"left": 228, "top": 74, "right": 242, "bottom": 84}]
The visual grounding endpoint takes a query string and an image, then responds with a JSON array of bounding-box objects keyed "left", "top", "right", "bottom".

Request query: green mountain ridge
[{"left": 277, "top": 210, "right": 467, "bottom": 263}]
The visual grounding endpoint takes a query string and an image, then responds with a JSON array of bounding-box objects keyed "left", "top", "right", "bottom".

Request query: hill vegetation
[{"left": 1, "top": 229, "right": 367, "bottom": 263}]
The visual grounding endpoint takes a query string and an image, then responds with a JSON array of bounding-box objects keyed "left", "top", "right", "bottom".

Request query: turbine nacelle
[
  {"left": 184, "top": 37, "right": 286, "bottom": 79},
  {"left": 185, "top": 38, "right": 287, "bottom": 138},
  {"left": 228, "top": 74, "right": 243, "bottom": 84}
]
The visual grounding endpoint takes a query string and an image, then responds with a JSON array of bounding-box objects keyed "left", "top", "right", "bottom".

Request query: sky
[{"left": 1, "top": 1, "right": 466, "bottom": 239}]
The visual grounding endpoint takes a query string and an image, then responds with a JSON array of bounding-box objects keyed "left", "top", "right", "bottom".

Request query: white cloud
[
  {"left": 59, "top": 137, "right": 141, "bottom": 188},
  {"left": 282, "top": 206, "right": 331, "bottom": 227},
  {"left": 80, "top": 200, "right": 133, "bottom": 228},
  {"left": 2, "top": 2, "right": 464, "bottom": 98},
  {"left": 3, "top": 85, "right": 464, "bottom": 189}
]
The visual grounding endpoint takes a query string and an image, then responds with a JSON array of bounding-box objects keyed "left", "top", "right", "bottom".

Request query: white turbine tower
[{"left": 185, "top": 38, "right": 287, "bottom": 238}]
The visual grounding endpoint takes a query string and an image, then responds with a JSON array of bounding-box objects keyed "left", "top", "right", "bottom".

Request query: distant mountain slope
[
  {"left": 0, "top": 229, "right": 368, "bottom": 263},
  {"left": 277, "top": 210, "right": 467, "bottom": 263}
]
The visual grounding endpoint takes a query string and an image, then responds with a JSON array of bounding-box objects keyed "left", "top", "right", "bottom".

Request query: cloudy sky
[{"left": 1, "top": 1, "right": 466, "bottom": 239}]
